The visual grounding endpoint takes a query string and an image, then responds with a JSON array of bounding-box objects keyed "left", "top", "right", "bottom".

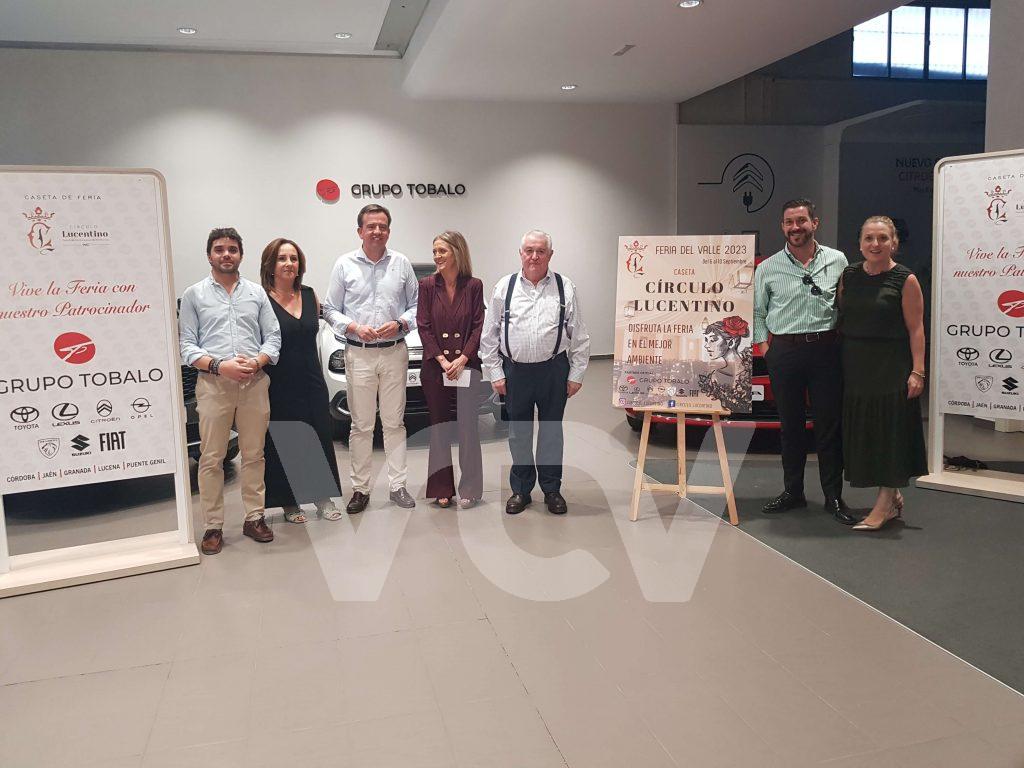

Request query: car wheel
[{"left": 626, "top": 414, "right": 643, "bottom": 432}]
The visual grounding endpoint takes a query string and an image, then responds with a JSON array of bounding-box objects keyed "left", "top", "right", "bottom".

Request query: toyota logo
[
  {"left": 990, "top": 348, "right": 1013, "bottom": 364},
  {"left": 956, "top": 347, "right": 980, "bottom": 361},
  {"left": 10, "top": 406, "right": 39, "bottom": 424}
]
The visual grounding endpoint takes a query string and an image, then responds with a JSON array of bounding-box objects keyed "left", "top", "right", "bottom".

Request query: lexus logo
[
  {"left": 51, "top": 402, "right": 79, "bottom": 421},
  {"left": 10, "top": 406, "right": 39, "bottom": 424},
  {"left": 990, "top": 348, "right": 1013, "bottom": 364},
  {"left": 96, "top": 400, "right": 113, "bottom": 417},
  {"left": 957, "top": 347, "right": 980, "bottom": 361}
]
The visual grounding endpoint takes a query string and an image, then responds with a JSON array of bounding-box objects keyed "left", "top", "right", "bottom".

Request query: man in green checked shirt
[{"left": 753, "top": 198, "right": 858, "bottom": 526}]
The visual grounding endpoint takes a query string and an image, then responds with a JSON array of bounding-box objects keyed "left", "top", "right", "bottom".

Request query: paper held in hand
[{"left": 443, "top": 370, "right": 471, "bottom": 388}]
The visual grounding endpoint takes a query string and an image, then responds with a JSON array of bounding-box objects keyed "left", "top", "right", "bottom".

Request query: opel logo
[
  {"left": 956, "top": 347, "right": 980, "bottom": 361},
  {"left": 131, "top": 397, "right": 151, "bottom": 414},
  {"left": 990, "top": 348, "right": 1012, "bottom": 364},
  {"left": 52, "top": 402, "right": 79, "bottom": 421},
  {"left": 10, "top": 406, "right": 39, "bottom": 424}
]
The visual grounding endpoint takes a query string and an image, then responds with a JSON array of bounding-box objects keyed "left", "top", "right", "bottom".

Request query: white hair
[{"left": 520, "top": 230, "right": 553, "bottom": 251}]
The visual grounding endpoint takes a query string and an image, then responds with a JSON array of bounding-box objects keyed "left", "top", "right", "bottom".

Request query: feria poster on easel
[{"left": 612, "top": 235, "right": 756, "bottom": 413}]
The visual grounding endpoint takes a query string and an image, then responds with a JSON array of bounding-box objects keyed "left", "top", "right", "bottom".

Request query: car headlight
[{"left": 329, "top": 350, "right": 345, "bottom": 373}]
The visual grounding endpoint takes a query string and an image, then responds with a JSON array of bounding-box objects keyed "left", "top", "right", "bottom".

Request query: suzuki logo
[
  {"left": 70, "top": 434, "right": 89, "bottom": 451},
  {"left": 1003, "top": 377, "right": 1020, "bottom": 393}
]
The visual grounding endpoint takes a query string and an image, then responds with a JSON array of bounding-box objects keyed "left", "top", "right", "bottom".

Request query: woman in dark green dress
[{"left": 838, "top": 216, "right": 927, "bottom": 531}]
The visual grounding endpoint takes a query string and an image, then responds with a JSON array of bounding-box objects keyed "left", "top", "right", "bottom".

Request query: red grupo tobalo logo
[
  {"left": 54, "top": 332, "right": 96, "bottom": 364},
  {"left": 998, "top": 290, "right": 1024, "bottom": 319}
]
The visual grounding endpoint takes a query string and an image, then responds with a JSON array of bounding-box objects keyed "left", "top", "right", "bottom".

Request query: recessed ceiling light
[
  {"left": 561, "top": 84, "right": 578, "bottom": 91},
  {"left": 334, "top": 32, "right": 353, "bottom": 39},
  {"left": 177, "top": 27, "right": 197, "bottom": 35},
  {"left": 679, "top": 0, "right": 701, "bottom": 7}
]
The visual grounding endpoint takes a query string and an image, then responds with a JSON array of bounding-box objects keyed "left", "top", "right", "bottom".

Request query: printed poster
[
  {"left": 0, "top": 168, "right": 182, "bottom": 492},
  {"left": 936, "top": 155, "right": 1024, "bottom": 418},
  {"left": 612, "top": 235, "right": 755, "bottom": 413}
]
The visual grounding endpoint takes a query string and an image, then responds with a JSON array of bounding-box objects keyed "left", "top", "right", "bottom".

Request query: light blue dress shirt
[
  {"left": 178, "top": 276, "right": 282, "bottom": 366},
  {"left": 322, "top": 248, "right": 419, "bottom": 341}
]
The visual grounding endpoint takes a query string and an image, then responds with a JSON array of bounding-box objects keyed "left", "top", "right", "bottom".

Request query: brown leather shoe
[
  {"left": 201, "top": 528, "right": 223, "bottom": 555},
  {"left": 242, "top": 516, "right": 274, "bottom": 543}
]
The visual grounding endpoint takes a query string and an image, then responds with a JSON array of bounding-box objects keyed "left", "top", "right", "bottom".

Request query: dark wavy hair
[{"left": 259, "top": 238, "right": 307, "bottom": 293}]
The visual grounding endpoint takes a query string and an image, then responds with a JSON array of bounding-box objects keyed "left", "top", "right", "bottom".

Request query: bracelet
[{"left": 910, "top": 370, "right": 925, "bottom": 379}]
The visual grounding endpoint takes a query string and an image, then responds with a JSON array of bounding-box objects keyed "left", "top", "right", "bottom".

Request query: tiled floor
[{"left": 2, "top": 360, "right": 1023, "bottom": 767}]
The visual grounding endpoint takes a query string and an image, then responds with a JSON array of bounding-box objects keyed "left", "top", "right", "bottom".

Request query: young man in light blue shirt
[{"left": 179, "top": 227, "right": 281, "bottom": 554}]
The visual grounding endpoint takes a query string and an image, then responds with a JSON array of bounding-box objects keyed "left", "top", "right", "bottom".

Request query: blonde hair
[
  {"left": 860, "top": 216, "right": 899, "bottom": 252},
  {"left": 433, "top": 231, "right": 473, "bottom": 278}
]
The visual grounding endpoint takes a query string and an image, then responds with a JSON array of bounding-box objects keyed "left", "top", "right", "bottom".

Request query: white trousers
[{"left": 345, "top": 342, "right": 408, "bottom": 493}]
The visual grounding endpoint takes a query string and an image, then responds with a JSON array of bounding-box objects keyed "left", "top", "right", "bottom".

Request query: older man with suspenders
[{"left": 480, "top": 230, "right": 591, "bottom": 515}]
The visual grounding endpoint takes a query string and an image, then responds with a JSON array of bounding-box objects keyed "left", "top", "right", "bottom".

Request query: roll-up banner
[
  {"left": 918, "top": 149, "right": 1024, "bottom": 503},
  {"left": 612, "top": 235, "right": 756, "bottom": 414},
  {"left": 935, "top": 155, "right": 1024, "bottom": 419},
  {"left": 0, "top": 167, "right": 196, "bottom": 594}
]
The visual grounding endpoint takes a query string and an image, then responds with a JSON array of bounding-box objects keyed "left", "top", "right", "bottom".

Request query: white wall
[
  {"left": 986, "top": 0, "right": 1024, "bottom": 152},
  {"left": 0, "top": 48, "right": 676, "bottom": 354}
]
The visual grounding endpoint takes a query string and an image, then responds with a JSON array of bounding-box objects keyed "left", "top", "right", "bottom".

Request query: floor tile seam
[
  {"left": 679, "top": 642, "right": 884, "bottom": 760},
  {"left": 0, "top": 659, "right": 172, "bottom": 688},
  {"left": 612, "top": 624, "right": 780, "bottom": 759},
  {"left": 136, "top": 656, "right": 176, "bottom": 756},
  {"left": 623, "top": 455, "right": 1024, "bottom": 701}
]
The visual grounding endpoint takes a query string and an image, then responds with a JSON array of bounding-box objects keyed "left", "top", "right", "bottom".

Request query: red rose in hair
[{"left": 721, "top": 316, "right": 749, "bottom": 338}]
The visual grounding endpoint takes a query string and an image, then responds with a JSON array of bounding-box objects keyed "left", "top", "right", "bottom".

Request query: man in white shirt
[
  {"left": 323, "top": 205, "right": 419, "bottom": 512},
  {"left": 480, "top": 230, "right": 591, "bottom": 515}
]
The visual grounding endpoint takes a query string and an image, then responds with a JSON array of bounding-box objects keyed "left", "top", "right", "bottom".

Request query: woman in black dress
[
  {"left": 260, "top": 238, "right": 343, "bottom": 523},
  {"left": 838, "top": 216, "right": 927, "bottom": 531}
]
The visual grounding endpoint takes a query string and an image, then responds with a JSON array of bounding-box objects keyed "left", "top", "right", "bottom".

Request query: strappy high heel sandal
[{"left": 436, "top": 497, "right": 452, "bottom": 508}]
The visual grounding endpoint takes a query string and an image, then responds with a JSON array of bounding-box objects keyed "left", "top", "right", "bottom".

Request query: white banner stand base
[
  {"left": 916, "top": 470, "right": 1024, "bottom": 504},
  {"left": 0, "top": 532, "right": 198, "bottom": 598}
]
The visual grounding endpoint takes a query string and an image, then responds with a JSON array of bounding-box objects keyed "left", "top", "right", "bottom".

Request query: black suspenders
[{"left": 502, "top": 272, "right": 567, "bottom": 361}]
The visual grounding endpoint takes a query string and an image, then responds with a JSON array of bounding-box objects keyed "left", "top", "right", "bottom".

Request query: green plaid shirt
[{"left": 752, "top": 243, "right": 848, "bottom": 344}]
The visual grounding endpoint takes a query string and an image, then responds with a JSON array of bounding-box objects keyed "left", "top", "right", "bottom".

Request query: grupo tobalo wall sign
[{"left": 316, "top": 178, "right": 466, "bottom": 203}]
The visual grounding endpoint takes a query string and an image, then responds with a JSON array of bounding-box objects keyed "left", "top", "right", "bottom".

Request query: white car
[{"left": 317, "top": 264, "right": 503, "bottom": 439}]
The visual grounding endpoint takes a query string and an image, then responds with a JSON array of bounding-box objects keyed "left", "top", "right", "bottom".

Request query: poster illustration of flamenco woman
[{"left": 612, "top": 235, "right": 755, "bottom": 414}]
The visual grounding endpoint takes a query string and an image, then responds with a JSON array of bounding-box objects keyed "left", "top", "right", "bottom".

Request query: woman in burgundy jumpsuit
[{"left": 417, "top": 231, "right": 485, "bottom": 508}]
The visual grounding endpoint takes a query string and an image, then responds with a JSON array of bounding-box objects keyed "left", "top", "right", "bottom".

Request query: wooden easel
[{"left": 629, "top": 407, "right": 739, "bottom": 525}]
